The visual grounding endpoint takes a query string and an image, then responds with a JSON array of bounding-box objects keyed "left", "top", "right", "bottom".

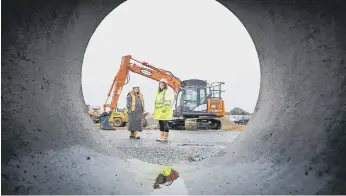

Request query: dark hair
[
  {"left": 133, "top": 87, "right": 140, "bottom": 95},
  {"left": 153, "top": 174, "right": 167, "bottom": 189},
  {"left": 158, "top": 82, "right": 167, "bottom": 93}
]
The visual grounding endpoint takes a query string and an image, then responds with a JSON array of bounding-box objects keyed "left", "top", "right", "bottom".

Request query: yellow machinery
[
  {"left": 87, "top": 105, "right": 101, "bottom": 123},
  {"left": 100, "top": 104, "right": 148, "bottom": 130},
  {"left": 109, "top": 108, "right": 128, "bottom": 127}
]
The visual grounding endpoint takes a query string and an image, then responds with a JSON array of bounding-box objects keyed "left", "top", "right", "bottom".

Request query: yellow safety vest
[
  {"left": 153, "top": 89, "right": 173, "bottom": 121},
  {"left": 162, "top": 167, "right": 172, "bottom": 176}
]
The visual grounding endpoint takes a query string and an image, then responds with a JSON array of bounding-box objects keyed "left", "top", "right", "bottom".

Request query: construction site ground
[
  {"left": 96, "top": 128, "right": 242, "bottom": 194},
  {"left": 99, "top": 129, "right": 241, "bottom": 166},
  {"left": 95, "top": 114, "right": 244, "bottom": 187}
]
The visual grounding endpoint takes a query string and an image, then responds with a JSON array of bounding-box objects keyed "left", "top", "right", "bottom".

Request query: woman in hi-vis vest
[{"left": 154, "top": 78, "right": 173, "bottom": 141}]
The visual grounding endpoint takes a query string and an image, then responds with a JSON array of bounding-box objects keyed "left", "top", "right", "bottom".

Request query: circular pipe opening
[
  {"left": 2, "top": 0, "right": 345, "bottom": 194},
  {"left": 82, "top": 0, "right": 260, "bottom": 122}
]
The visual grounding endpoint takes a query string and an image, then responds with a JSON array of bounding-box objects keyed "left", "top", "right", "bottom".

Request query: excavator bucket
[{"left": 99, "top": 112, "right": 115, "bottom": 130}]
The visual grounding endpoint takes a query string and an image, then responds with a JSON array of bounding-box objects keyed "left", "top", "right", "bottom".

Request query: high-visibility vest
[
  {"left": 162, "top": 167, "right": 172, "bottom": 176},
  {"left": 153, "top": 89, "right": 173, "bottom": 121},
  {"left": 129, "top": 91, "right": 144, "bottom": 112}
]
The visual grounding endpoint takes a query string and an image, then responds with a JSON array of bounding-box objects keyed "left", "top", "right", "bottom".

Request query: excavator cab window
[
  {"left": 184, "top": 88, "right": 198, "bottom": 111},
  {"left": 199, "top": 88, "right": 207, "bottom": 104},
  {"left": 173, "top": 89, "right": 185, "bottom": 117},
  {"left": 179, "top": 87, "right": 208, "bottom": 112},
  {"left": 176, "top": 90, "right": 184, "bottom": 108}
]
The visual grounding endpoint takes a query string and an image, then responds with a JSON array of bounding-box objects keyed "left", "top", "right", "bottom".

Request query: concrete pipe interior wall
[{"left": 2, "top": 0, "right": 346, "bottom": 194}]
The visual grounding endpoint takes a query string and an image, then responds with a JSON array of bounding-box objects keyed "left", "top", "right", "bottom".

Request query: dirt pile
[{"left": 220, "top": 115, "right": 245, "bottom": 131}]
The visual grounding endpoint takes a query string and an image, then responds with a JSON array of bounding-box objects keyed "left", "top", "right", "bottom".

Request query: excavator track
[
  {"left": 184, "top": 118, "right": 198, "bottom": 130},
  {"left": 184, "top": 118, "right": 222, "bottom": 130}
]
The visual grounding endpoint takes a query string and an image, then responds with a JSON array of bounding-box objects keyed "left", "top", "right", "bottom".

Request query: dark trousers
[{"left": 159, "top": 120, "right": 169, "bottom": 132}]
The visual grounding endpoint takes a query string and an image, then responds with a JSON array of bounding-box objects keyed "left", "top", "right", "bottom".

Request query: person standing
[
  {"left": 154, "top": 78, "right": 173, "bottom": 141},
  {"left": 127, "top": 86, "right": 145, "bottom": 139}
]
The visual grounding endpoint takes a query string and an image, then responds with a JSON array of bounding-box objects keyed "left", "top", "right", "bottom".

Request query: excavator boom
[{"left": 103, "top": 55, "right": 182, "bottom": 112}]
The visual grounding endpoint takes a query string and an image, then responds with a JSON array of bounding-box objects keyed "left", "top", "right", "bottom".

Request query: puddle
[
  {"left": 125, "top": 158, "right": 188, "bottom": 194},
  {"left": 151, "top": 167, "right": 188, "bottom": 195},
  {"left": 153, "top": 167, "right": 179, "bottom": 189}
]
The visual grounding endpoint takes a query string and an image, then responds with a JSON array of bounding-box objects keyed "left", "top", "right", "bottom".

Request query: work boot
[
  {"left": 129, "top": 131, "right": 135, "bottom": 139},
  {"left": 156, "top": 131, "right": 164, "bottom": 141},
  {"left": 134, "top": 131, "right": 140, "bottom": 139}
]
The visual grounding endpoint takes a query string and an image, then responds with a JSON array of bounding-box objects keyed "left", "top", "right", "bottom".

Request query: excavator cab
[{"left": 172, "top": 80, "right": 225, "bottom": 130}]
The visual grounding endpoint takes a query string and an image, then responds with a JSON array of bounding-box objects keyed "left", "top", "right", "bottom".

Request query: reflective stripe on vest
[
  {"left": 130, "top": 92, "right": 144, "bottom": 112},
  {"left": 155, "top": 90, "right": 171, "bottom": 109}
]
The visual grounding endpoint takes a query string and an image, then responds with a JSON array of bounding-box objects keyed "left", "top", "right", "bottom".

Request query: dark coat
[{"left": 126, "top": 92, "right": 144, "bottom": 131}]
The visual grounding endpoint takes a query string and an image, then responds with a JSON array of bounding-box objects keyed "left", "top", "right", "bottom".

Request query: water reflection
[{"left": 153, "top": 167, "right": 179, "bottom": 189}]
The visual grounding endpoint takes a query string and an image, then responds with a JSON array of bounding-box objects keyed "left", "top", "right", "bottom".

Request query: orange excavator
[{"left": 100, "top": 55, "right": 225, "bottom": 130}]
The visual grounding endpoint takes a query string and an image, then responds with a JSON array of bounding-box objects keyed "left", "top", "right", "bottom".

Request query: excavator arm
[{"left": 103, "top": 55, "right": 182, "bottom": 112}]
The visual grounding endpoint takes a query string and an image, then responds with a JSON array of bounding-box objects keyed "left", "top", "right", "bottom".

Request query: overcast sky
[{"left": 82, "top": 0, "right": 260, "bottom": 113}]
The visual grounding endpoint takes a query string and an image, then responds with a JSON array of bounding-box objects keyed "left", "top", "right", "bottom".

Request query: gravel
[{"left": 101, "top": 130, "right": 240, "bottom": 165}]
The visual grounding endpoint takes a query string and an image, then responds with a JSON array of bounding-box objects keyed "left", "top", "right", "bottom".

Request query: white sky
[{"left": 82, "top": 0, "right": 260, "bottom": 113}]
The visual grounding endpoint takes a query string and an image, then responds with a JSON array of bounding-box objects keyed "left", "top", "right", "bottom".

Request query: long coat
[{"left": 126, "top": 92, "right": 144, "bottom": 131}]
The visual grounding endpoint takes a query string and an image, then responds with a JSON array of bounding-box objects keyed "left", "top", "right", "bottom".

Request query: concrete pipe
[{"left": 2, "top": 0, "right": 345, "bottom": 194}]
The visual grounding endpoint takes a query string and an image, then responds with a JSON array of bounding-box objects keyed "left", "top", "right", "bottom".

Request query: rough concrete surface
[{"left": 1, "top": 0, "right": 346, "bottom": 194}]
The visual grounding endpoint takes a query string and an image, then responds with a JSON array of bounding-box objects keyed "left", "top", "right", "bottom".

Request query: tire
[{"left": 112, "top": 118, "right": 123, "bottom": 127}]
